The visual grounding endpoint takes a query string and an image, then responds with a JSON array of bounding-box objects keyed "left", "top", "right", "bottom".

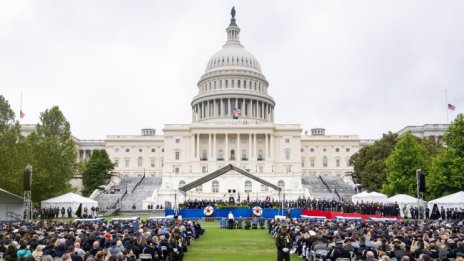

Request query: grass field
[{"left": 184, "top": 221, "right": 287, "bottom": 261}]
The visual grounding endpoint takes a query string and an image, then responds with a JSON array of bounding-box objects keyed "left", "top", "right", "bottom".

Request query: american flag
[
  {"left": 20, "top": 110, "right": 25, "bottom": 119},
  {"left": 448, "top": 103, "right": 456, "bottom": 111},
  {"left": 233, "top": 107, "right": 241, "bottom": 115}
]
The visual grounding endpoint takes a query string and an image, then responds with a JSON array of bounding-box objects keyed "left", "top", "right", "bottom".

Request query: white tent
[
  {"left": 352, "top": 191, "right": 388, "bottom": 203},
  {"left": 428, "top": 191, "right": 464, "bottom": 210},
  {"left": 41, "top": 193, "right": 98, "bottom": 215},
  {"left": 388, "top": 194, "right": 426, "bottom": 217},
  {"left": 0, "top": 188, "right": 23, "bottom": 220}
]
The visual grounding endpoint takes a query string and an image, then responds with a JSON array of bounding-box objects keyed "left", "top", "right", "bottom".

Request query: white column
[
  {"left": 228, "top": 99, "right": 231, "bottom": 117},
  {"left": 225, "top": 134, "right": 229, "bottom": 160},
  {"left": 213, "top": 100, "right": 216, "bottom": 117},
  {"left": 248, "top": 134, "right": 252, "bottom": 160},
  {"left": 253, "top": 133, "right": 257, "bottom": 160},
  {"left": 265, "top": 133, "right": 269, "bottom": 159},
  {"left": 221, "top": 99, "right": 225, "bottom": 117},
  {"left": 191, "top": 134, "right": 195, "bottom": 161},
  {"left": 261, "top": 102, "right": 264, "bottom": 119},
  {"left": 270, "top": 134, "right": 274, "bottom": 160},
  {"left": 213, "top": 134, "right": 216, "bottom": 159},
  {"left": 196, "top": 134, "right": 200, "bottom": 160},
  {"left": 242, "top": 99, "right": 245, "bottom": 115},
  {"left": 237, "top": 133, "right": 240, "bottom": 160},
  {"left": 208, "top": 134, "right": 212, "bottom": 159}
]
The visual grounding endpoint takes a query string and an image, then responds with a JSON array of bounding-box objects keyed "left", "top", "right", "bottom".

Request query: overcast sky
[{"left": 1, "top": 1, "right": 463, "bottom": 140}]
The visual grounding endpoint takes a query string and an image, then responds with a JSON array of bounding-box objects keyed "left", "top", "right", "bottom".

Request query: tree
[
  {"left": 349, "top": 132, "right": 398, "bottom": 192},
  {"left": 26, "top": 106, "right": 77, "bottom": 202},
  {"left": 427, "top": 114, "right": 464, "bottom": 199},
  {"left": 82, "top": 149, "right": 114, "bottom": 196},
  {"left": 381, "top": 132, "right": 429, "bottom": 196},
  {"left": 0, "top": 95, "right": 30, "bottom": 196}
]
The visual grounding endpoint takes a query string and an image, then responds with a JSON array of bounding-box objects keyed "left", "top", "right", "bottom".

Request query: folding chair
[{"left": 139, "top": 253, "right": 153, "bottom": 261}]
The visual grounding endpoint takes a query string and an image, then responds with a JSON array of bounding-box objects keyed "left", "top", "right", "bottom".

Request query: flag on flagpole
[
  {"left": 20, "top": 110, "right": 25, "bottom": 119},
  {"left": 232, "top": 107, "right": 241, "bottom": 119},
  {"left": 448, "top": 103, "right": 456, "bottom": 111}
]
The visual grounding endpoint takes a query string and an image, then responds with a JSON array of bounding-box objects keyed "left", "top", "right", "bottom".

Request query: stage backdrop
[{"left": 165, "top": 208, "right": 302, "bottom": 219}]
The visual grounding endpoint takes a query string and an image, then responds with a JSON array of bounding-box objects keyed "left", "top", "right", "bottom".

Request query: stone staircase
[
  {"left": 302, "top": 175, "right": 355, "bottom": 201},
  {"left": 320, "top": 176, "right": 356, "bottom": 201},
  {"left": 120, "top": 177, "right": 162, "bottom": 211}
]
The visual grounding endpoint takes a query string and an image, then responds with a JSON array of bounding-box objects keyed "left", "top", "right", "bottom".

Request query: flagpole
[{"left": 445, "top": 89, "right": 448, "bottom": 123}]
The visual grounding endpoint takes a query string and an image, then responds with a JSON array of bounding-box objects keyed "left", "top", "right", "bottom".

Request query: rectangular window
[
  {"left": 346, "top": 148, "right": 350, "bottom": 152},
  {"left": 310, "top": 159, "right": 315, "bottom": 167},
  {"left": 258, "top": 165, "right": 264, "bottom": 173},
  {"left": 310, "top": 148, "right": 314, "bottom": 152},
  {"left": 175, "top": 151, "right": 180, "bottom": 160},
  {"left": 114, "top": 160, "right": 119, "bottom": 167},
  {"left": 150, "top": 160, "right": 155, "bottom": 167},
  {"left": 336, "top": 148, "right": 340, "bottom": 152},
  {"left": 301, "top": 148, "right": 304, "bottom": 152},
  {"left": 174, "top": 167, "right": 179, "bottom": 174},
  {"left": 286, "top": 165, "right": 292, "bottom": 173},
  {"left": 125, "top": 148, "right": 130, "bottom": 153},
  {"left": 285, "top": 138, "right": 290, "bottom": 143},
  {"left": 175, "top": 139, "right": 180, "bottom": 143},
  {"left": 202, "top": 166, "right": 207, "bottom": 173},
  {"left": 151, "top": 148, "right": 155, "bottom": 152},
  {"left": 115, "top": 148, "right": 119, "bottom": 153},
  {"left": 139, "top": 148, "right": 143, "bottom": 152},
  {"left": 336, "top": 159, "right": 340, "bottom": 167},
  {"left": 125, "top": 159, "right": 130, "bottom": 168}
]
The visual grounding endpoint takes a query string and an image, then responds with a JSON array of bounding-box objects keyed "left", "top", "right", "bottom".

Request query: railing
[
  {"left": 7, "top": 212, "right": 22, "bottom": 221},
  {"left": 318, "top": 175, "right": 332, "bottom": 193},
  {"left": 131, "top": 173, "right": 146, "bottom": 194},
  {"left": 334, "top": 187, "right": 341, "bottom": 201},
  {"left": 241, "top": 157, "right": 248, "bottom": 161},
  {"left": 217, "top": 157, "right": 224, "bottom": 161},
  {"left": 257, "top": 157, "right": 264, "bottom": 161},
  {"left": 200, "top": 158, "right": 208, "bottom": 161}
]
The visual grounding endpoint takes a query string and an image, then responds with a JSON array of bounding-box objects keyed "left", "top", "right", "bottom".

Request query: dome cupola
[{"left": 191, "top": 7, "right": 275, "bottom": 123}]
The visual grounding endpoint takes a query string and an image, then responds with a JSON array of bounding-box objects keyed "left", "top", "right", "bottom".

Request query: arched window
[
  {"left": 212, "top": 180, "right": 219, "bottom": 193},
  {"left": 278, "top": 180, "right": 285, "bottom": 190},
  {"left": 195, "top": 185, "right": 202, "bottom": 192},
  {"left": 241, "top": 149, "right": 247, "bottom": 160},
  {"left": 230, "top": 149, "right": 235, "bottom": 160},
  {"left": 218, "top": 149, "right": 224, "bottom": 160},
  {"left": 202, "top": 149, "right": 208, "bottom": 160},
  {"left": 137, "top": 157, "right": 143, "bottom": 168},
  {"left": 179, "top": 180, "right": 186, "bottom": 188},
  {"left": 258, "top": 149, "right": 264, "bottom": 160},
  {"left": 261, "top": 184, "right": 268, "bottom": 192},
  {"left": 245, "top": 180, "right": 252, "bottom": 193},
  {"left": 323, "top": 156, "right": 328, "bottom": 167},
  {"left": 285, "top": 149, "right": 291, "bottom": 160}
]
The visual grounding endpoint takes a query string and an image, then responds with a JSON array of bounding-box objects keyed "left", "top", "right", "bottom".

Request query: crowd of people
[
  {"left": 0, "top": 218, "right": 204, "bottom": 261},
  {"left": 270, "top": 218, "right": 464, "bottom": 261},
  {"left": 35, "top": 206, "right": 99, "bottom": 220}
]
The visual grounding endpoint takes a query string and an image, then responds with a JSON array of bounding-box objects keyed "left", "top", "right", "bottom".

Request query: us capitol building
[{"left": 76, "top": 9, "right": 361, "bottom": 208}]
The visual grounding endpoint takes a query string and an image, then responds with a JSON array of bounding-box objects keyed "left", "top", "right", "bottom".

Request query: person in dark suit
[
  {"left": 276, "top": 225, "right": 291, "bottom": 261},
  {"left": 327, "top": 240, "right": 352, "bottom": 261}
]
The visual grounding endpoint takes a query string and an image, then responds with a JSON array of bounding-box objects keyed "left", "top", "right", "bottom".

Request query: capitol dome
[{"left": 191, "top": 8, "right": 275, "bottom": 123}]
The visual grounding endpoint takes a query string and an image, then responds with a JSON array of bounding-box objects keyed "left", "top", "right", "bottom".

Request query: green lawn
[{"left": 184, "top": 221, "right": 288, "bottom": 261}]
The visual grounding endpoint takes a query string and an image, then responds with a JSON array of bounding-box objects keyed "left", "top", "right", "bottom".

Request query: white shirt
[{"left": 228, "top": 213, "right": 234, "bottom": 220}]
